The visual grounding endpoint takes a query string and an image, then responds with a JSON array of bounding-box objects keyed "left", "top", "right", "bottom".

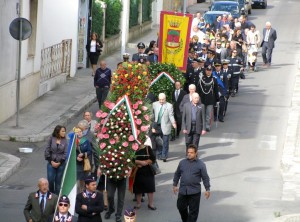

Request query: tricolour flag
[{"left": 59, "top": 133, "right": 77, "bottom": 214}]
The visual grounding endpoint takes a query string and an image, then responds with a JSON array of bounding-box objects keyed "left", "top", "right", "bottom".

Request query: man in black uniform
[
  {"left": 221, "top": 59, "right": 232, "bottom": 116},
  {"left": 75, "top": 175, "right": 104, "bottom": 222},
  {"left": 132, "top": 42, "right": 147, "bottom": 63},
  {"left": 213, "top": 60, "right": 229, "bottom": 122},
  {"left": 199, "top": 65, "right": 219, "bottom": 134},
  {"left": 227, "top": 49, "right": 243, "bottom": 97},
  {"left": 186, "top": 58, "right": 202, "bottom": 93},
  {"left": 204, "top": 48, "right": 216, "bottom": 68}
]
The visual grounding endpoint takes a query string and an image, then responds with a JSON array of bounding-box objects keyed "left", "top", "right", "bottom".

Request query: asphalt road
[{"left": 1, "top": 0, "right": 300, "bottom": 221}]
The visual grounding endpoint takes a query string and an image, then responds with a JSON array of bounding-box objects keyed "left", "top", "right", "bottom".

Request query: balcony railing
[{"left": 40, "top": 39, "right": 72, "bottom": 82}]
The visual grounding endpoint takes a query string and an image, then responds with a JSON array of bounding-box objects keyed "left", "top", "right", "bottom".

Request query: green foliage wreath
[{"left": 148, "top": 63, "right": 186, "bottom": 103}]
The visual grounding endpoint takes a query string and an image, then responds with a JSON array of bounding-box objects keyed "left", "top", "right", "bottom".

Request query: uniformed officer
[
  {"left": 186, "top": 58, "right": 202, "bottom": 93},
  {"left": 213, "top": 60, "right": 229, "bottom": 122},
  {"left": 184, "top": 49, "right": 196, "bottom": 93},
  {"left": 132, "top": 42, "right": 147, "bottom": 63},
  {"left": 199, "top": 65, "right": 219, "bottom": 133},
  {"left": 227, "top": 49, "right": 243, "bottom": 97},
  {"left": 205, "top": 48, "right": 216, "bottom": 69},
  {"left": 54, "top": 195, "right": 73, "bottom": 222},
  {"left": 75, "top": 175, "right": 104, "bottom": 222},
  {"left": 221, "top": 59, "right": 232, "bottom": 115}
]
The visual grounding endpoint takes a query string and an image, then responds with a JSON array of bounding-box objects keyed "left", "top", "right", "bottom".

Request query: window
[{"left": 28, "top": 0, "right": 38, "bottom": 57}]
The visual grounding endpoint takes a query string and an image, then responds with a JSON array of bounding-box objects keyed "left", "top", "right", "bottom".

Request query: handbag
[
  {"left": 83, "top": 153, "right": 91, "bottom": 172},
  {"left": 146, "top": 146, "right": 161, "bottom": 175}
]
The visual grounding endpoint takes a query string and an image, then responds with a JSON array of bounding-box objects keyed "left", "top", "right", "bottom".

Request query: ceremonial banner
[{"left": 159, "top": 11, "right": 192, "bottom": 71}]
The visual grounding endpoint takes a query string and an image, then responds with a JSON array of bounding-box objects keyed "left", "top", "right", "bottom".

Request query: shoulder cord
[{"left": 200, "top": 77, "right": 214, "bottom": 95}]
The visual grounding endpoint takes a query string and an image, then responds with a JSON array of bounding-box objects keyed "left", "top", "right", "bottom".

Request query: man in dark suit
[
  {"left": 261, "top": 21, "right": 277, "bottom": 67},
  {"left": 147, "top": 47, "right": 159, "bottom": 64},
  {"left": 24, "top": 178, "right": 58, "bottom": 222},
  {"left": 182, "top": 93, "right": 203, "bottom": 150},
  {"left": 75, "top": 175, "right": 104, "bottom": 222},
  {"left": 171, "top": 80, "right": 187, "bottom": 141}
]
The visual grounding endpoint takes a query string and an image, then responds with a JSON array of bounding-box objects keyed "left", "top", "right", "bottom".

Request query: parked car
[
  {"left": 252, "top": 0, "right": 267, "bottom": 9},
  {"left": 203, "top": 11, "right": 231, "bottom": 27},
  {"left": 210, "top": 1, "right": 243, "bottom": 18},
  {"left": 211, "top": 0, "right": 252, "bottom": 15}
]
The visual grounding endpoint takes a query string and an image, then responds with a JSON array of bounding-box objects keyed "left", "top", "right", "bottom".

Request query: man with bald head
[
  {"left": 24, "top": 178, "right": 58, "bottom": 222},
  {"left": 261, "top": 21, "right": 277, "bottom": 67},
  {"left": 182, "top": 93, "right": 203, "bottom": 150},
  {"left": 152, "top": 93, "right": 176, "bottom": 162},
  {"left": 94, "top": 60, "right": 112, "bottom": 108}
]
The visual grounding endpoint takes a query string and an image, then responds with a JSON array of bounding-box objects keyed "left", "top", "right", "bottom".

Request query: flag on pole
[
  {"left": 159, "top": 11, "right": 193, "bottom": 72},
  {"left": 59, "top": 132, "right": 77, "bottom": 214}
]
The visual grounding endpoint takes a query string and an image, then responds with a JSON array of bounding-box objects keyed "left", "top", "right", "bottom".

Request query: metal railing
[{"left": 40, "top": 39, "right": 72, "bottom": 82}]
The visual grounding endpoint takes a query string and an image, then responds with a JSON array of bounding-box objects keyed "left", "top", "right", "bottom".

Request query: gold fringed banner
[{"left": 159, "top": 11, "right": 193, "bottom": 72}]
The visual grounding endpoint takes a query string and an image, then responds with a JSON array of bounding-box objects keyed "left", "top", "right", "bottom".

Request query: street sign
[{"left": 9, "top": 18, "right": 32, "bottom": 40}]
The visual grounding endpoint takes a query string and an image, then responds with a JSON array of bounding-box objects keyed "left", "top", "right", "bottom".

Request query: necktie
[
  {"left": 157, "top": 105, "right": 163, "bottom": 124},
  {"left": 40, "top": 195, "right": 45, "bottom": 213},
  {"left": 88, "top": 193, "right": 92, "bottom": 198},
  {"left": 175, "top": 90, "right": 179, "bottom": 101},
  {"left": 264, "top": 29, "right": 270, "bottom": 42},
  {"left": 61, "top": 216, "right": 65, "bottom": 222}
]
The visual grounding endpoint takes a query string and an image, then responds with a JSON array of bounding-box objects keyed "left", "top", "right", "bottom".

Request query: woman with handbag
[
  {"left": 86, "top": 32, "right": 103, "bottom": 76},
  {"left": 74, "top": 126, "right": 92, "bottom": 192},
  {"left": 133, "top": 145, "right": 156, "bottom": 210},
  {"left": 44, "top": 125, "right": 68, "bottom": 195}
]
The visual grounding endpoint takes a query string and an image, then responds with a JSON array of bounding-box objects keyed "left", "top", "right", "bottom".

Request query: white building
[{"left": 0, "top": 0, "right": 82, "bottom": 123}]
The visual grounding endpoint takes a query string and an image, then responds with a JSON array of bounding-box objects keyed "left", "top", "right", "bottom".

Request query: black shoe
[
  {"left": 116, "top": 217, "right": 122, "bottom": 222},
  {"left": 206, "top": 128, "right": 210, "bottom": 132},
  {"left": 170, "top": 137, "right": 175, "bottom": 141},
  {"left": 105, "top": 211, "right": 114, "bottom": 219},
  {"left": 219, "top": 119, "right": 224, "bottom": 122},
  {"left": 141, "top": 197, "right": 145, "bottom": 202},
  {"left": 148, "top": 205, "right": 157, "bottom": 210},
  {"left": 163, "top": 159, "right": 167, "bottom": 162},
  {"left": 133, "top": 197, "right": 137, "bottom": 201}
]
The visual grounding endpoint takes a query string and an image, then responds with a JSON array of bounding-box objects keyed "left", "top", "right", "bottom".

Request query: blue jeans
[
  {"left": 158, "top": 134, "right": 169, "bottom": 160},
  {"left": 47, "top": 162, "right": 66, "bottom": 195}
]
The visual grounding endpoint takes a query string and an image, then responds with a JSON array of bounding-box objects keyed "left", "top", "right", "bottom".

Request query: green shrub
[
  {"left": 142, "top": 0, "right": 152, "bottom": 22},
  {"left": 129, "top": 0, "right": 139, "bottom": 28},
  {"left": 104, "top": 0, "right": 122, "bottom": 37},
  {"left": 91, "top": 0, "right": 104, "bottom": 37}
]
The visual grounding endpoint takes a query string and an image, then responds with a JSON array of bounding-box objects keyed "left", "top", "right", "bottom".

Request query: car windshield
[
  {"left": 204, "top": 14, "right": 218, "bottom": 26},
  {"left": 212, "top": 4, "right": 239, "bottom": 13}
]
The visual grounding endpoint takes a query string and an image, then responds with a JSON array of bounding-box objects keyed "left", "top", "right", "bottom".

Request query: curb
[
  {"left": 0, "top": 90, "right": 97, "bottom": 143},
  {"left": 280, "top": 60, "right": 300, "bottom": 201},
  {"left": 0, "top": 152, "right": 21, "bottom": 184},
  {"left": 273, "top": 214, "right": 300, "bottom": 222}
]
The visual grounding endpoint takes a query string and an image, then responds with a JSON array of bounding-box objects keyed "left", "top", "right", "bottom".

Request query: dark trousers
[
  {"left": 177, "top": 192, "right": 201, "bottom": 222},
  {"left": 218, "top": 96, "right": 226, "bottom": 120},
  {"left": 96, "top": 87, "right": 109, "bottom": 108},
  {"left": 230, "top": 75, "right": 239, "bottom": 92},
  {"left": 174, "top": 114, "right": 182, "bottom": 136},
  {"left": 107, "top": 178, "right": 126, "bottom": 220},
  {"left": 185, "top": 132, "right": 200, "bottom": 149},
  {"left": 47, "top": 162, "right": 66, "bottom": 195},
  {"left": 262, "top": 42, "right": 273, "bottom": 64}
]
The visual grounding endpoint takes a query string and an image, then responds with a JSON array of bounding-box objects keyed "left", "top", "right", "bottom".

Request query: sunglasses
[{"left": 59, "top": 203, "right": 69, "bottom": 207}]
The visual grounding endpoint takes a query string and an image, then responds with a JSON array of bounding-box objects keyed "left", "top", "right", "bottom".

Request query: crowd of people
[{"left": 23, "top": 9, "right": 277, "bottom": 222}]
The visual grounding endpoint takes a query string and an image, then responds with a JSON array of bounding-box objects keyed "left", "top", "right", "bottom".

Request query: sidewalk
[
  {"left": 0, "top": 2, "right": 209, "bottom": 143},
  {"left": 0, "top": 28, "right": 159, "bottom": 143}
]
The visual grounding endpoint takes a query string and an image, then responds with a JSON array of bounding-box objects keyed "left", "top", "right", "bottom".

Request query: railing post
[{"left": 61, "top": 40, "right": 65, "bottom": 73}]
